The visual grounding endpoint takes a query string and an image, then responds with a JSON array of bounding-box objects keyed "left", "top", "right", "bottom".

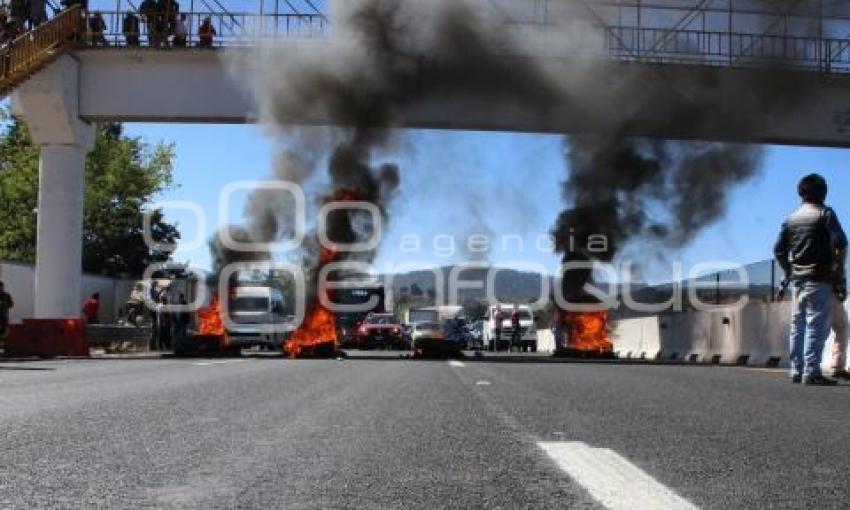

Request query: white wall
[{"left": 0, "top": 261, "right": 134, "bottom": 324}]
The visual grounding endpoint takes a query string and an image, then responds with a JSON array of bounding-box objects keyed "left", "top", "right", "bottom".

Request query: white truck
[
  {"left": 482, "top": 304, "right": 537, "bottom": 352},
  {"left": 225, "top": 286, "right": 292, "bottom": 349}
]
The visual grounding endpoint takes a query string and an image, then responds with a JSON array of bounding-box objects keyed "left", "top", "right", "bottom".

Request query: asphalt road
[{"left": 1, "top": 353, "right": 848, "bottom": 509}]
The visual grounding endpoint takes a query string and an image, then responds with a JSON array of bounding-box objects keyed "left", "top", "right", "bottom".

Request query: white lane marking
[
  {"left": 193, "top": 359, "right": 247, "bottom": 366},
  {"left": 475, "top": 380, "right": 491, "bottom": 386},
  {"left": 448, "top": 360, "right": 466, "bottom": 368},
  {"left": 538, "top": 442, "right": 699, "bottom": 510}
]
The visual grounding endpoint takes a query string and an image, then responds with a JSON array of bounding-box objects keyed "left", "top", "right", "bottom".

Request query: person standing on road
[
  {"left": 82, "top": 292, "right": 100, "bottom": 324},
  {"left": 174, "top": 293, "right": 189, "bottom": 345},
  {"left": 782, "top": 269, "right": 849, "bottom": 379},
  {"left": 510, "top": 304, "right": 521, "bottom": 351},
  {"left": 551, "top": 306, "right": 564, "bottom": 352},
  {"left": 826, "top": 253, "right": 849, "bottom": 379},
  {"left": 774, "top": 173, "right": 847, "bottom": 386},
  {"left": 156, "top": 294, "right": 172, "bottom": 351},
  {"left": 828, "top": 289, "right": 849, "bottom": 379},
  {"left": 491, "top": 305, "right": 502, "bottom": 351},
  {"left": 0, "top": 281, "right": 14, "bottom": 340}
]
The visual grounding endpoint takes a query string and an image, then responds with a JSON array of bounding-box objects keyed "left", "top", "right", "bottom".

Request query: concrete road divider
[
  {"left": 612, "top": 302, "right": 793, "bottom": 367},
  {"left": 611, "top": 316, "right": 660, "bottom": 360},
  {"left": 537, "top": 329, "right": 556, "bottom": 353}
]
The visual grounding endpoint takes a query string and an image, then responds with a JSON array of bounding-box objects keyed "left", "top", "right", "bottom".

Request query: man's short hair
[{"left": 798, "top": 173, "right": 828, "bottom": 203}]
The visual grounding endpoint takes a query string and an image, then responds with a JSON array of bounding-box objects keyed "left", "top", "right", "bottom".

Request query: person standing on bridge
[
  {"left": 155, "top": 0, "right": 170, "bottom": 47},
  {"left": 139, "top": 0, "right": 160, "bottom": 47},
  {"left": 122, "top": 11, "right": 140, "bottom": 46},
  {"left": 89, "top": 11, "right": 107, "bottom": 47},
  {"left": 774, "top": 173, "right": 847, "bottom": 386},
  {"left": 172, "top": 13, "right": 186, "bottom": 47},
  {"left": 198, "top": 15, "right": 215, "bottom": 48},
  {"left": 0, "top": 281, "right": 14, "bottom": 341},
  {"left": 27, "top": 0, "right": 46, "bottom": 29},
  {"left": 165, "top": 0, "right": 179, "bottom": 38},
  {"left": 9, "top": 0, "right": 27, "bottom": 29}
]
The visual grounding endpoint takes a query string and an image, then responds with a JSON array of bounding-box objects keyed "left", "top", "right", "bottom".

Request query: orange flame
[
  {"left": 285, "top": 247, "right": 340, "bottom": 358},
  {"left": 285, "top": 297, "right": 338, "bottom": 358},
  {"left": 283, "top": 188, "right": 361, "bottom": 358},
  {"left": 564, "top": 311, "right": 612, "bottom": 353},
  {"left": 197, "top": 293, "right": 225, "bottom": 336}
]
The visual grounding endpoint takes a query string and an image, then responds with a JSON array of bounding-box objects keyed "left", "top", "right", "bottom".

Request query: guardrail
[{"left": 0, "top": 5, "right": 85, "bottom": 95}]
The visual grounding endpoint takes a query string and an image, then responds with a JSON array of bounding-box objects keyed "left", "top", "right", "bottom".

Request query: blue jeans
[{"left": 789, "top": 280, "right": 833, "bottom": 378}]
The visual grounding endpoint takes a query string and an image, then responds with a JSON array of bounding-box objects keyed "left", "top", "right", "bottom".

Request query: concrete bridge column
[
  {"left": 9, "top": 56, "right": 94, "bottom": 355},
  {"left": 33, "top": 143, "right": 89, "bottom": 317}
]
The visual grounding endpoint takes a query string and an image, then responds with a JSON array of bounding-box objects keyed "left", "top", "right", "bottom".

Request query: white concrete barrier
[
  {"left": 536, "top": 329, "right": 556, "bottom": 353},
  {"left": 611, "top": 316, "right": 660, "bottom": 359},
  {"left": 734, "top": 301, "right": 790, "bottom": 367},
  {"left": 612, "top": 302, "right": 793, "bottom": 366},
  {"left": 657, "top": 310, "right": 723, "bottom": 362}
]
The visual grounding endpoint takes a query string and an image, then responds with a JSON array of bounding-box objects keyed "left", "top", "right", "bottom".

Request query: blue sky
[{"left": 124, "top": 123, "right": 850, "bottom": 283}]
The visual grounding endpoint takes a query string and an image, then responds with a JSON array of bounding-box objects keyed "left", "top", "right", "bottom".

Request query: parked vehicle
[
  {"left": 482, "top": 304, "right": 537, "bottom": 352},
  {"left": 354, "top": 312, "right": 405, "bottom": 350}
]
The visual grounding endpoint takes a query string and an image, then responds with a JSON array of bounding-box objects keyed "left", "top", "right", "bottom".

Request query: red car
[{"left": 355, "top": 313, "right": 405, "bottom": 350}]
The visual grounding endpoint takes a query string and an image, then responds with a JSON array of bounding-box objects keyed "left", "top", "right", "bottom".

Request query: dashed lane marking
[
  {"left": 193, "top": 360, "right": 248, "bottom": 367},
  {"left": 448, "top": 360, "right": 466, "bottom": 368},
  {"left": 475, "top": 380, "right": 491, "bottom": 386},
  {"left": 538, "top": 441, "right": 699, "bottom": 510}
]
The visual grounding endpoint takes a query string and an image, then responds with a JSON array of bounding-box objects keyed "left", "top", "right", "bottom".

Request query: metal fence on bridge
[{"left": 6, "top": 1, "right": 850, "bottom": 73}]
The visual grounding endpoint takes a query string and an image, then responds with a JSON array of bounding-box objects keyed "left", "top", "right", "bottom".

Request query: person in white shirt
[{"left": 172, "top": 13, "right": 187, "bottom": 46}]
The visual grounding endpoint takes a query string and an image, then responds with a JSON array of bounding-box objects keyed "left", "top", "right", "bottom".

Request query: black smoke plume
[{"left": 227, "top": 0, "right": 809, "bottom": 303}]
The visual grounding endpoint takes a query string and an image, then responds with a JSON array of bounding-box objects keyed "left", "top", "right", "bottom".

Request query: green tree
[{"left": 0, "top": 112, "right": 180, "bottom": 277}]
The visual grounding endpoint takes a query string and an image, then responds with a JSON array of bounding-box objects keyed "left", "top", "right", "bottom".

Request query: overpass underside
[{"left": 71, "top": 47, "right": 850, "bottom": 148}]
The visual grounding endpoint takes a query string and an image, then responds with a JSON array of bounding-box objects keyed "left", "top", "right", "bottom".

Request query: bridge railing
[
  {"left": 601, "top": 26, "right": 850, "bottom": 72},
  {"left": 0, "top": 6, "right": 85, "bottom": 94},
  {"left": 7, "top": 6, "right": 850, "bottom": 76},
  {"left": 90, "top": 9, "right": 326, "bottom": 48}
]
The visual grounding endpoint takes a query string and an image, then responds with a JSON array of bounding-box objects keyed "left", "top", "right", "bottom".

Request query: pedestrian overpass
[{"left": 3, "top": 0, "right": 850, "bottom": 333}]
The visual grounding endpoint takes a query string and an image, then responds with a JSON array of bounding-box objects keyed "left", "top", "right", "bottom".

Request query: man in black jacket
[{"left": 775, "top": 174, "right": 847, "bottom": 385}]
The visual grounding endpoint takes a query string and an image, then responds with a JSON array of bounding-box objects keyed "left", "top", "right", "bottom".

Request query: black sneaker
[
  {"left": 791, "top": 375, "right": 802, "bottom": 384},
  {"left": 831, "top": 369, "right": 850, "bottom": 380},
  {"left": 802, "top": 374, "right": 838, "bottom": 386}
]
